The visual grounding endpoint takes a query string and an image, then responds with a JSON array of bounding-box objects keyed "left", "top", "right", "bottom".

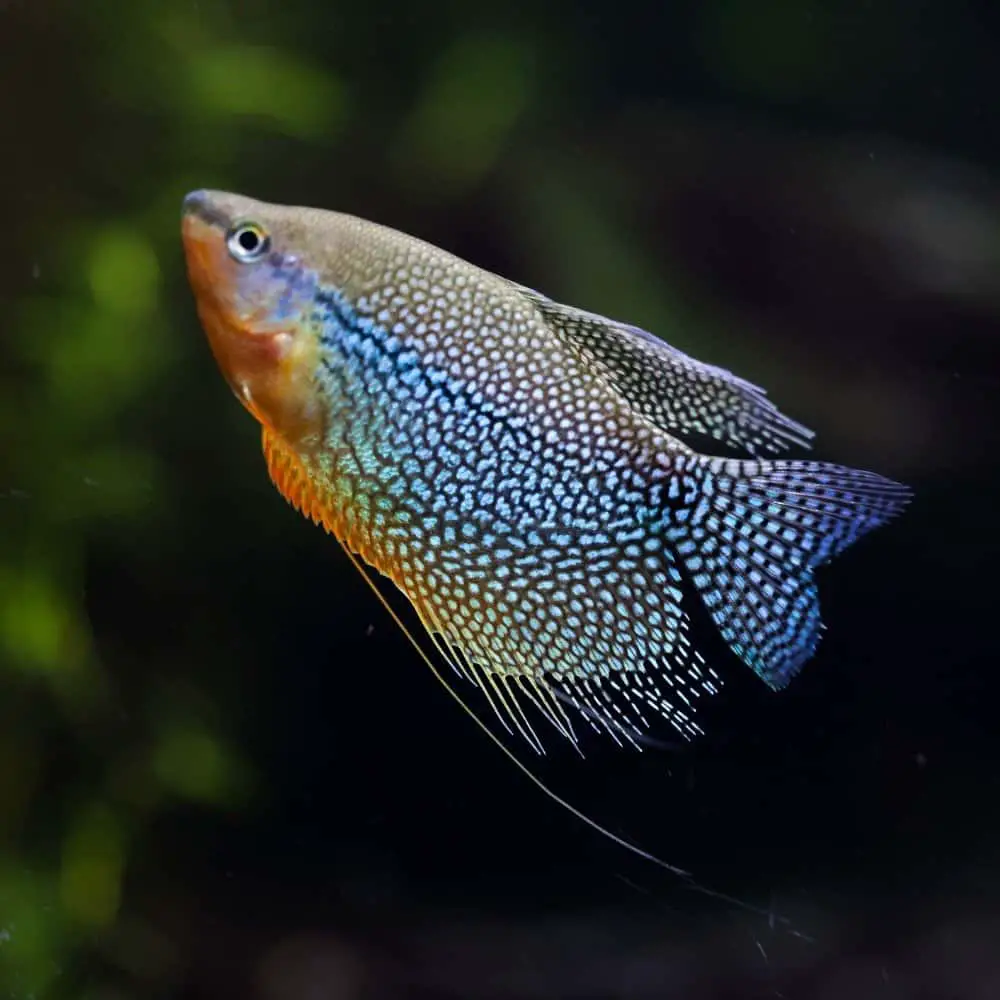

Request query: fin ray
[
  {"left": 331, "top": 529, "right": 817, "bottom": 940},
  {"left": 670, "top": 456, "right": 912, "bottom": 688},
  {"left": 402, "top": 522, "right": 722, "bottom": 751},
  {"left": 512, "top": 283, "right": 814, "bottom": 455}
]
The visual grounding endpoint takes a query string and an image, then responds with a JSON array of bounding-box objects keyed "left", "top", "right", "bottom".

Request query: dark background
[{"left": 2, "top": 0, "right": 1000, "bottom": 997}]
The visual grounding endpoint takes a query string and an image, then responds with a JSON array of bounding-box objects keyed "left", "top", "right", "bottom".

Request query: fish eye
[{"left": 226, "top": 222, "right": 270, "bottom": 262}]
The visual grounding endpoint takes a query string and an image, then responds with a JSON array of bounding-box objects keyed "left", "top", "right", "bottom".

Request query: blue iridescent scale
[{"left": 277, "top": 221, "right": 910, "bottom": 751}]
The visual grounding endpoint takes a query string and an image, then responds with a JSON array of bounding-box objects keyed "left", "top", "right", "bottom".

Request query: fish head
[{"left": 181, "top": 189, "right": 332, "bottom": 447}]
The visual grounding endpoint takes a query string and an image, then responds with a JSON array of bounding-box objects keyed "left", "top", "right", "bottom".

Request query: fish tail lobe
[{"left": 666, "top": 455, "right": 912, "bottom": 689}]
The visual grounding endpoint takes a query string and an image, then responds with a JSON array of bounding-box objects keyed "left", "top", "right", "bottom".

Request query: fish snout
[
  {"left": 183, "top": 189, "right": 208, "bottom": 208},
  {"left": 182, "top": 190, "right": 229, "bottom": 230}
]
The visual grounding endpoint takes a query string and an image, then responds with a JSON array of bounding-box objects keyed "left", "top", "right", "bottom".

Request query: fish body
[{"left": 181, "top": 190, "right": 911, "bottom": 751}]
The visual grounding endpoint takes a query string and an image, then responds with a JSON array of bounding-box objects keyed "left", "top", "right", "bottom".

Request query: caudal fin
[{"left": 667, "top": 457, "right": 912, "bottom": 689}]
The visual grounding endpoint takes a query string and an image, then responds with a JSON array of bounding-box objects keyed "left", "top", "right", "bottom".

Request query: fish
[
  {"left": 181, "top": 189, "right": 911, "bottom": 761},
  {"left": 180, "top": 189, "right": 912, "bottom": 910}
]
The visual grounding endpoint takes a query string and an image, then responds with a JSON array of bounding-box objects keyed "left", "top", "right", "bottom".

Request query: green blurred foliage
[
  {"left": 2, "top": 6, "right": 268, "bottom": 990},
  {"left": 392, "top": 33, "right": 535, "bottom": 194}
]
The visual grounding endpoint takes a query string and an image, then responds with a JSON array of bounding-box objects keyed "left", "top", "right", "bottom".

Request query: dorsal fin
[{"left": 513, "top": 282, "right": 814, "bottom": 456}]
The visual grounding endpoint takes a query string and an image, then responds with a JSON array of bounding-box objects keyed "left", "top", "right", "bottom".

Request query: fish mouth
[
  {"left": 180, "top": 208, "right": 262, "bottom": 405},
  {"left": 181, "top": 199, "right": 324, "bottom": 445},
  {"left": 182, "top": 190, "right": 231, "bottom": 230},
  {"left": 180, "top": 192, "right": 236, "bottom": 288}
]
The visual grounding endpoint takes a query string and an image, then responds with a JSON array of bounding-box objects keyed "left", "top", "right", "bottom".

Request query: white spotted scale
[{"left": 182, "top": 190, "right": 912, "bottom": 757}]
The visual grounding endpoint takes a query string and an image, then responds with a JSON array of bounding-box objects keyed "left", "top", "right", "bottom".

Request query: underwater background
[{"left": 2, "top": 0, "right": 1000, "bottom": 996}]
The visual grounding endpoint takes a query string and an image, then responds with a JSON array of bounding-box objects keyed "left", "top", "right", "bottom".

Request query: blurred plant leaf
[
  {"left": 183, "top": 43, "right": 345, "bottom": 141},
  {"left": 394, "top": 34, "right": 534, "bottom": 194}
]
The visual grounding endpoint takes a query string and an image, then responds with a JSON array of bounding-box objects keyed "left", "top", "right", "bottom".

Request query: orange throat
[
  {"left": 182, "top": 212, "right": 326, "bottom": 450},
  {"left": 261, "top": 429, "right": 337, "bottom": 534},
  {"left": 183, "top": 211, "right": 394, "bottom": 587}
]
